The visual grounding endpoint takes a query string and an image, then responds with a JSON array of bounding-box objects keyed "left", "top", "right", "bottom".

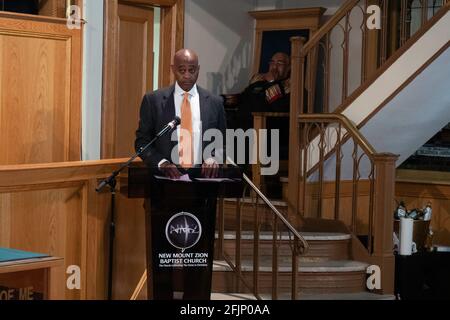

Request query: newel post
[
  {"left": 372, "top": 152, "right": 398, "bottom": 294},
  {"left": 287, "top": 37, "right": 306, "bottom": 222}
]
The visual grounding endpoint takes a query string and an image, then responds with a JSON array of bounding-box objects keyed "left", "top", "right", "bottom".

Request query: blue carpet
[{"left": 0, "top": 248, "right": 49, "bottom": 263}]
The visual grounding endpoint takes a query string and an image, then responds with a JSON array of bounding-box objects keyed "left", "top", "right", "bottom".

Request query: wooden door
[{"left": 115, "top": 3, "right": 154, "bottom": 158}]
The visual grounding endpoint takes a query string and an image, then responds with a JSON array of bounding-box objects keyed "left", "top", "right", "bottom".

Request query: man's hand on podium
[
  {"left": 202, "top": 158, "right": 219, "bottom": 179},
  {"left": 159, "top": 161, "right": 182, "bottom": 179}
]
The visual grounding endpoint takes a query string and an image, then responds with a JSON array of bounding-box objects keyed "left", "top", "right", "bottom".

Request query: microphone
[
  {"left": 97, "top": 116, "right": 182, "bottom": 192},
  {"left": 156, "top": 116, "right": 181, "bottom": 138}
]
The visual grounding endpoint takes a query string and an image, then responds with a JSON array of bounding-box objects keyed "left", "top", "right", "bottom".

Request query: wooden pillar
[
  {"left": 287, "top": 37, "right": 306, "bottom": 222},
  {"left": 252, "top": 114, "right": 266, "bottom": 192},
  {"left": 372, "top": 152, "right": 398, "bottom": 294}
]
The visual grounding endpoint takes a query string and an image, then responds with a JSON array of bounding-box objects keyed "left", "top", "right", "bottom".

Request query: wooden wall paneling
[
  {"left": 306, "top": 171, "right": 450, "bottom": 247},
  {"left": 2, "top": 183, "right": 84, "bottom": 299},
  {"left": 85, "top": 178, "right": 110, "bottom": 299},
  {"left": 0, "top": 159, "right": 140, "bottom": 300},
  {"left": 305, "top": 180, "right": 372, "bottom": 234},
  {"left": 396, "top": 170, "right": 450, "bottom": 246},
  {"left": 0, "top": 13, "right": 82, "bottom": 165},
  {"left": 102, "top": 0, "right": 184, "bottom": 159},
  {"left": 112, "top": 193, "right": 147, "bottom": 300}
]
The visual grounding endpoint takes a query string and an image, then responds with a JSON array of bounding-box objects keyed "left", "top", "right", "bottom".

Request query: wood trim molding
[
  {"left": 249, "top": 7, "right": 324, "bottom": 76},
  {"left": 159, "top": 0, "right": 184, "bottom": 87},
  {"left": 101, "top": 0, "right": 184, "bottom": 159},
  {"left": 249, "top": 8, "right": 326, "bottom": 21},
  {"left": 102, "top": 0, "right": 119, "bottom": 159}
]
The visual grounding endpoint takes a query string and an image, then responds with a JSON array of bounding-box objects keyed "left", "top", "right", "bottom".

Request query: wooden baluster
[
  {"left": 351, "top": 141, "right": 359, "bottom": 232},
  {"left": 380, "top": 0, "right": 389, "bottom": 64},
  {"left": 368, "top": 163, "right": 375, "bottom": 254},
  {"left": 235, "top": 197, "right": 242, "bottom": 293},
  {"left": 342, "top": 13, "right": 350, "bottom": 102},
  {"left": 365, "top": 0, "right": 382, "bottom": 72},
  {"left": 361, "top": 2, "right": 368, "bottom": 83},
  {"left": 288, "top": 37, "right": 306, "bottom": 222},
  {"left": 334, "top": 124, "right": 343, "bottom": 221},
  {"left": 291, "top": 237, "right": 299, "bottom": 300},
  {"left": 253, "top": 199, "right": 260, "bottom": 296},
  {"left": 324, "top": 34, "right": 331, "bottom": 112},
  {"left": 217, "top": 197, "right": 225, "bottom": 259},
  {"left": 318, "top": 123, "right": 325, "bottom": 218},
  {"left": 422, "top": 0, "right": 429, "bottom": 26},
  {"left": 307, "top": 50, "right": 314, "bottom": 114},
  {"left": 272, "top": 216, "right": 278, "bottom": 300},
  {"left": 400, "top": 0, "right": 409, "bottom": 46}
]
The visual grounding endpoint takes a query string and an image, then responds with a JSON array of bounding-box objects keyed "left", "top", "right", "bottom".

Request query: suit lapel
[
  {"left": 198, "top": 86, "right": 209, "bottom": 135},
  {"left": 161, "top": 86, "right": 177, "bottom": 149}
]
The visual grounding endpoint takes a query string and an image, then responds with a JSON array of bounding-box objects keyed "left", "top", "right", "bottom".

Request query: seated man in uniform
[
  {"left": 245, "top": 52, "right": 291, "bottom": 114},
  {"left": 238, "top": 52, "right": 291, "bottom": 167}
]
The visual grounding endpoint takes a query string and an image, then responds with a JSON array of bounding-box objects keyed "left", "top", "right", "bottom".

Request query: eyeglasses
[{"left": 269, "top": 61, "right": 287, "bottom": 66}]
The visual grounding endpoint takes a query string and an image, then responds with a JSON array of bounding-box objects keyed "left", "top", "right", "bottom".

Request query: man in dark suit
[
  {"left": 135, "top": 49, "right": 227, "bottom": 300},
  {"left": 135, "top": 48, "right": 226, "bottom": 179}
]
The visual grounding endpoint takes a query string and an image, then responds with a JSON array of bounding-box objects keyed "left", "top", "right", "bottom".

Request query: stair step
[
  {"left": 215, "top": 231, "right": 351, "bottom": 241},
  {"left": 210, "top": 292, "right": 395, "bottom": 300},
  {"left": 210, "top": 293, "right": 257, "bottom": 300},
  {"left": 215, "top": 230, "right": 352, "bottom": 261},
  {"left": 212, "top": 259, "right": 368, "bottom": 295},
  {"left": 293, "top": 292, "right": 396, "bottom": 300},
  {"left": 213, "top": 259, "right": 368, "bottom": 273},
  {"left": 221, "top": 198, "right": 289, "bottom": 230}
]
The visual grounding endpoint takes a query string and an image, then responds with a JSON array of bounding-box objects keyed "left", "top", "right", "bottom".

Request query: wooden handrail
[
  {"left": 301, "top": 0, "right": 359, "bottom": 55},
  {"left": 242, "top": 173, "right": 309, "bottom": 252},
  {"left": 298, "top": 114, "right": 377, "bottom": 157}
]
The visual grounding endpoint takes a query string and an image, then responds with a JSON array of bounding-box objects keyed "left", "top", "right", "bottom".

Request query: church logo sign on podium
[{"left": 161, "top": 211, "right": 207, "bottom": 268}]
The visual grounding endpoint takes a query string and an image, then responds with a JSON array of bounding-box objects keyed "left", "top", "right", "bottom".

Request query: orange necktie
[{"left": 179, "top": 92, "right": 193, "bottom": 168}]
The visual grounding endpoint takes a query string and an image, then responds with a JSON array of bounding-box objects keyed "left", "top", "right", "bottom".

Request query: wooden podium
[
  {"left": 122, "top": 165, "right": 243, "bottom": 300},
  {"left": 0, "top": 248, "right": 64, "bottom": 300}
]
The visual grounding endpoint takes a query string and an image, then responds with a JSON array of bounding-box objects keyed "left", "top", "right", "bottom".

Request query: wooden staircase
[{"left": 211, "top": 198, "right": 394, "bottom": 300}]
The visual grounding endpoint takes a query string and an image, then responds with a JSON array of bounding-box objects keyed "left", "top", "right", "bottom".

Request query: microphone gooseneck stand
[{"left": 96, "top": 117, "right": 180, "bottom": 300}]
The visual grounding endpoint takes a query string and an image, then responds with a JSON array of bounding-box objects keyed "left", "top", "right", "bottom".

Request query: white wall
[
  {"left": 82, "top": 0, "right": 104, "bottom": 160},
  {"left": 184, "top": 0, "right": 256, "bottom": 95},
  {"left": 184, "top": 0, "right": 348, "bottom": 95},
  {"left": 153, "top": 7, "right": 161, "bottom": 91}
]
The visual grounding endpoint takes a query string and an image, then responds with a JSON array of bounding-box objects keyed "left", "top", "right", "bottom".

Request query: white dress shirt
[{"left": 159, "top": 82, "right": 202, "bottom": 167}]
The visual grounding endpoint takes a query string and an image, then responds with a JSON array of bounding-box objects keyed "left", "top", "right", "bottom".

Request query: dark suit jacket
[{"left": 135, "top": 85, "right": 227, "bottom": 168}]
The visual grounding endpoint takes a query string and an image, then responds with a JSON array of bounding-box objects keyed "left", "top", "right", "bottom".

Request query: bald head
[
  {"left": 173, "top": 49, "right": 199, "bottom": 65},
  {"left": 268, "top": 52, "right": 290, "bottom": 81},
  {"left": 172, "top": 49, "right": 200, "bottom": 91}
]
